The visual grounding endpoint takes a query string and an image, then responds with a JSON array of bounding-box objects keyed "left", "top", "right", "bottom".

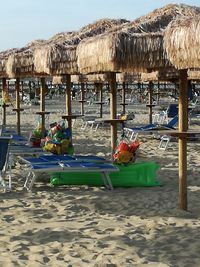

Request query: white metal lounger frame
[{"left": 24, "top": 163, "right": 118, "bottom": 191}]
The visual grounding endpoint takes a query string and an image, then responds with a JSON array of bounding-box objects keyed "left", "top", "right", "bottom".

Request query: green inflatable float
[{"left": 50, "top": 161, "right": 160, "bottom": 187}]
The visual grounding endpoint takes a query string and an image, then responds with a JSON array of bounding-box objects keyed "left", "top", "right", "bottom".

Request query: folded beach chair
[
  {"left": 125, "top": 115, "right": 178, "bottom": 141},
  {"left": 80, "top": 116, "right": 104, "bottom": 131},
  {"left": 158, "top": 135, "right": 172, "bottom": 151},
  {"left": 23, "top": 160, "right": 119, "bottom": 191},
  {"left": 0, "top": 136, "right": 12, "bottom": 191}
]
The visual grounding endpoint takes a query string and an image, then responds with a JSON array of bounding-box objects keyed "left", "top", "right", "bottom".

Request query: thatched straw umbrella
[
  {"left": 6, "top": 39, "right": 46, "bottom": 79},
  {"left": 34, "top": 19, "right": 129, "bottom": 76},
  {"left": 164, "top": 16, "right": 200, "bottom": 70},
  {"left": 3, "top": 40, "right": 46, "bottom": 134},
  {"left": 77, "top": 31, "right": 171, "bottom": 152},
  {"left": 164, "top": 16, "right": 200, "bottom": 210},
  {"left": 0, "top": 48, "right": 18, "bottom": 126},
  {"left": 33, "top": 19, "right": 129, "bottom": 130}
]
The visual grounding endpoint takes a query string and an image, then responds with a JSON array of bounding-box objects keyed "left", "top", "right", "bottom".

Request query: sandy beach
[{"left": 1, "top": 97, "right": 200, "bottom": 267}]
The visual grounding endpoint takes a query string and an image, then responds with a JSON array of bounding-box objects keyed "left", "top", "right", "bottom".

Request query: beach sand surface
[{"left": 1, "top": 98, "right": 200, "bottom": 266}]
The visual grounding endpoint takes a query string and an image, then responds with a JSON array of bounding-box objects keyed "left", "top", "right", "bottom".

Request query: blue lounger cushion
[
  {"left": 31, "top": 161, "right": 117, "bottom": 171},
  {"left": 21, "top": 155, "right": 107, "bottom": 165}
]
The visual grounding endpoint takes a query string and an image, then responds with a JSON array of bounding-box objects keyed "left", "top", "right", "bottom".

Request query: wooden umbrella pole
[
  {"left": 148, "top": 81, "right": 153, "bottom": 124},
  {"left": 99, "top": 83, "right": 103, "bottom": 118},
  {"left": 2, "top": 78, "right": 7, "bottom": 126},
  {"left": 65, "top": 74, "right": 72, "bottom": 129},
  {"left": 40, "top": 77, "right": 46, "bottom": 137},
  {"left": 80, "top": 82, "right": 85, "bottom": 115},
  {"left": 21, "top": 81, "right": 24, "bottom": 102},
  {"left": 157, "top": 82, "right": 160, "bottom": 104},
  {"left": 109, "top": 72, "right": 117, "bottom": 156},
  {"left": 15, "top": 78, "right": 21, "bottom": 135},
  {"left": 179, "top": 69, "right": 188, "bottom": 210},
  {"left": 121, "top": 82, "right": 126, "bottom": 114}
]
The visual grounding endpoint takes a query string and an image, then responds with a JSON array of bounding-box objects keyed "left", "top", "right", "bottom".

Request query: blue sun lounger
[
  {"left": 23, "top": 161, "right": 119, "bottom": 191},
  {"left": 0, "top": 136, "right": 12, "bottom": 191},
  {"left": 125, "top": 115, "right": 178, "bottom": 141},
  {"left": 20, "top": 154, "right": 107, "bottom": 165}
]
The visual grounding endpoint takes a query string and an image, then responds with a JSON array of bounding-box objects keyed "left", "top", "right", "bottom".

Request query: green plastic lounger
[{"left": 50, "top": 161, "right": 160, "bottom": 188}]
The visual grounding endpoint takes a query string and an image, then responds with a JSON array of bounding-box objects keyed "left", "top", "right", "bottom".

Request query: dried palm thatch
[
  {"left": 77, "top": 31, "right": 171, "bottom": 74},
  {"left": 123, "top": 3, "right": 200, "bottom": 34},
  {"left": 77, "top": 4, "right": 200, "bottom": 75},
  {"left": 116, "top": 72, "right": 141, "bottom": 82},
  {"left": 71, "top": 74, "right": 88, "bottom": 83},
  {"left": 5, "top": 32, "right": 78, "bottom": 79},
  {"left": 33, "top": 18, "right": 129, "bottom": 76},
  {"left": 141, "top": 68, "right": 179, "bottom": 82},
  {"left": 0, "top": 48, "right": 17, "bottom": 78},
  {"left": 6, "top": 39, "right": 46, "bottom": 78},
  {"left": 164, "top": 16, "right": 200, "bottom": 70},
  {"left": 52, "top": 76, "right": 66, "bottom": 84},
  {"left": 187, "top": 69, "right": 200, "bottom": 80}
]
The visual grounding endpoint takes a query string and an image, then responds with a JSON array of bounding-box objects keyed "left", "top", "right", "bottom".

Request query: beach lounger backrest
[
  {"left": 0, "top": 137, "right": 11, "bottom": 171},
  {"left": 0, "top": 136, "right": 12, "bottom": 190},
  {"left": 167, "top": 104, "right": 178, "bottom": 118},
  {"left": 165, "top": 115, "right": 178, "bottom": 128}
]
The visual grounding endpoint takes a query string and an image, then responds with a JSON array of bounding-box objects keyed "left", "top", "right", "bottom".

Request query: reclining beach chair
[
  {"left": 125, "top": 115, "right": 178, "bottom": 141},
  {"left": 1, "top": 126, "right": 28, "bottom": 143},
  {"left": 23, "top": 159, "right": 119, "bottom": 191},
  {"left": 19, "top": 154, "right": 107, "bottom": 165},
  {"left": 153, "top": 103, "right": 178, "bottom": 124},
  {"left": 0, "top": 136, "right": 12, "bottom": 191}
]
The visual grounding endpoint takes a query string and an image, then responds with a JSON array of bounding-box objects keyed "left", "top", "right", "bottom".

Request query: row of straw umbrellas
[{"left": 0, "top": 3, "right": 200, "bottom": 210}]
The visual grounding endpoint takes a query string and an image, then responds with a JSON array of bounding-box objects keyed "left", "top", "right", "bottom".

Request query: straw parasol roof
[
  {"left": 5, "top": 40, "right": 46, "bottom": 78},
  {"left": 123, "top": 3, "right": 200, "bottom": 34},
  {"left": 4, "top": 32, "right": 76, "bottom": 79},
  {"left": 77, "top": 31, "right": 170, "bottom": 74},
  {"left": 0, "top": 48, "right": 18, "bottom": 78},
  {"left": 164, "top": 16, "right": 200, "bottom": 70},
  {"left": 33, "top": 19, "right": 129, "bottom": 76},
  {"left": 77, "top": 4, "right": 200, "bottom": 75}
]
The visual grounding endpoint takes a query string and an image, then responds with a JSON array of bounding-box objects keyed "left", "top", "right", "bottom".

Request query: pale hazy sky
[{"left": 0, "top": 0, "right": 199, "bottom": 51}]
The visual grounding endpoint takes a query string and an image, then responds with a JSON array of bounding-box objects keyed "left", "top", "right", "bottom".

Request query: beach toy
[
  {"left": 61, "top": 139, "right": 70, "bottom": 154},
  {"left": 32, "top": 129, "right": 42, "bottom": 138},
  {"left": 113, "top": 139, "right": 139, "bottom": 164},
  {"left": 114, "top": 150, "right": 133, "bottom": 164},
  {"left": 53, "top": 131, "right": 63, "bottom": 142},
  {"left": 42, "top": 121, "right": 73, "bottom": 155},
  {"left": 129, "top": 139, "right": 140, "bottom": 153},
  {"left": 117, "top": 141, "right": 130, "bottom": 152},
  {"left": 63, "top": 128, "right": 72, "bottom": 139},
  {"left": 43, "top": 141, "right": 61, "bottom": 155}
]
